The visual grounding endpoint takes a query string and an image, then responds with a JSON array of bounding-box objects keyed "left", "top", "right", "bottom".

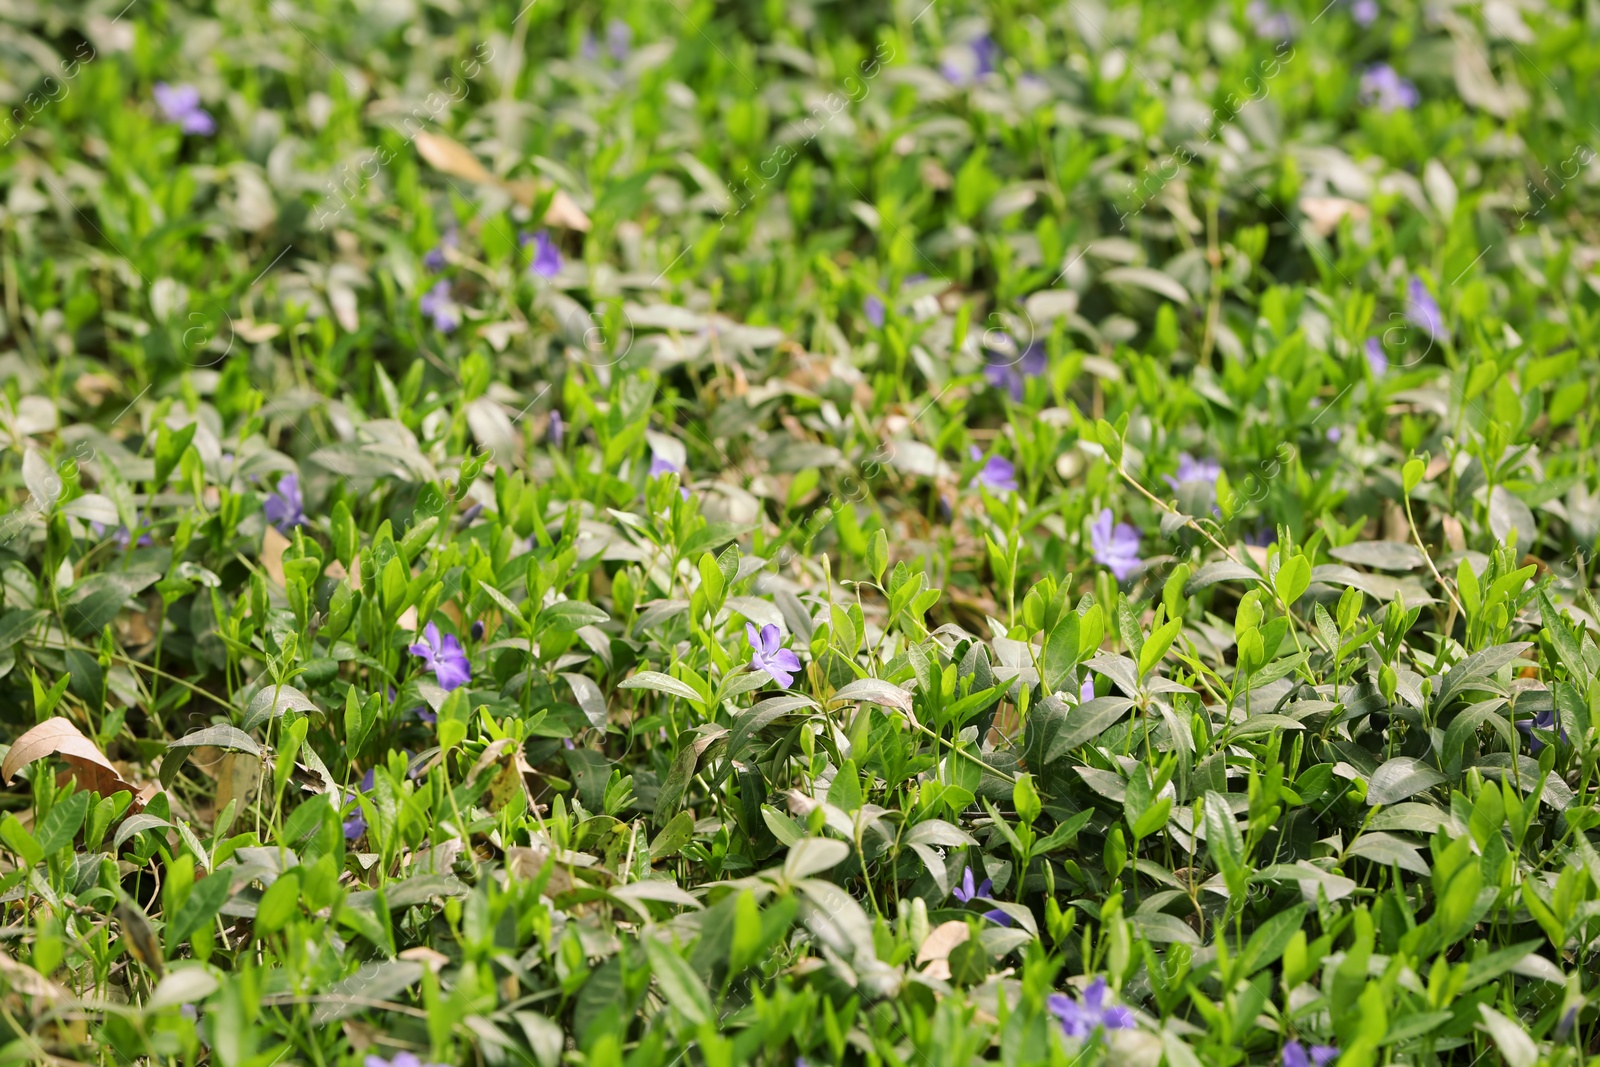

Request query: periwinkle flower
[
  {"left": 90, "top": 520, "right": 152, "bottom": 549},
  {"left": 942, "top": 34, "right": 999, "bottom": 84},
  {"left": 864, "top": 295, "right": 886, "bottom": 328},
  {"left": 1326, "top": 426, "right": 1343, "bottom": 442},
  {"left": 1360, "top": 63, "right": 1419, "bottom": 112},
  {"left": 648, "top": 451, "right": 690, "bottom": 499},
  {"left": 419, "top": 281, "right": 458, "bottom": 333},
  {"left": 365, "top": 1054, "right": 450, "bottom": 1067},
  {"left": 548, "top": 409, "right": 565, "bottom": 447},
  {"left": 1080, "top": 676, "right": 1096, "bottom": 703},
  {"left": 423, "top": 226, "right": 458, "bottom": 271},
  {"left": 263, "top": 474, "right": 306, "bottom": 533},
  {"left": 408, "top": 621, "right": 471, "bottom": 691},
  {"left": 1048, "top": 977, "right": 1135, "bottom": 1040},
  {"left": 970, "top": 446, "right": 1019, "bottom": 493},
  {"left": 1089, "top": 508, "right": 1142, "bottom": 581},
  {"left": 1405, "top": 276, "right": 1444, "bottom": 341},
  {"left": 523, "top": 230, "right": 562, "bottom": 278},
  {"left": 746, "top": 623, "right": 801, "bottom": 689},
  {"left": 951, "top": 865, "right": 1012, "bottom": 925},
  {"left": 606, "top": 19, "right": 633, "bottom": 61},
  {"left": 154, "top": 83, "right": 216, "bottom": 135},
  {"left": 1246, "top": 0, "right": 1295, "bottom": 39},
  {"left": 1163, "top": 453, "right": 1221, "bottom": 492},
  {"left": 470, "top": 619, "right": 485, "bottom": 642},
  {"left": 1350, "top": 0, "right": 1378, "bottom": 24},
  {"left": 983, "top": 340, "right": 1047, "bottom": 400},
  {"left": 1517, "top": 707, "right": 1566, "bottom": 753},
  {"left": 342, "top": 767, "right": 376, "bottom": 840},
  {"left": 1282, "top": 1041, "right": 1340, "bottom": 1067},
  {"left": 1364, "top": 337, "right": 1388, "bottom": 377}
]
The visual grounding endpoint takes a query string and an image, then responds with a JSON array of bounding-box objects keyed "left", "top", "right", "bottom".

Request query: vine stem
[{"left": 1402, "top": 490, "right": 1466, "bottom": 616}]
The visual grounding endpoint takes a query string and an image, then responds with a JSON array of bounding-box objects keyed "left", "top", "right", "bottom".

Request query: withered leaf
[{"left": 2, "top": 717, "right": 140, "bottom": 803}]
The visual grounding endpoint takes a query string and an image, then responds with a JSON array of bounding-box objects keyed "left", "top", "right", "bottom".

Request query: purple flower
[
  {"left": 951, "top": 866, "right": 1010, "bottom": 924},
  {"left": 263, "top": 473, "right": 306, "bottom": 533},
  {"left": 952, "top": 865, "right": 992, "bottom": 903},
  {"left": 419, "top": 280, "right": 458, "bottom": 333},
  {"left": 343, "top": 768, "right": 376, "bottom": 840},
  {"left": 942, "top": 34, "right": 999, "bottom": 84},
  {"left": 970, "top": 446, "right": 1019, "bottom": 493},
  {"left": 408, "top": 621, "right": 471, "bottom": 691},
  {"left": 983, "top": 340, "right": 1047, "bottom": 400},
  {"left": 1080, "top": 676, "right": 1095, "bottom": 703},
  {"left": 606, "top": 19, "right": 633, "bottom": 61},
  {"left": 1326, "top": 427, "right": 1343, "bottom": 442},
  {"left": 423, "top": 226, "right": 458, "bottom": 271},
  {"left": 470, "top": 619, "right": 485, "bottom": 641},
  {"left": 154, "top": 83, "right": 216, "bottom": 135},
  {"left": 1247, "top": 0, "right": 1295, "bottom": 39},
  {"left": 90, "top": 520, "right": 152, "bottom": 549},
  {"left": 864, "top": 295, "right": 886, "bottom": 328},
  {"left": 1089, "top": 508, "right": 1142, "bottom": 581},
  {"left": 1048, "top": 977, "right": 1135, "bottom": 1040},
  {"left": 459, "top": 501, "right": 484, "bottom": 525},
  {"left": 1350, "top": 0, "right": 1378, "bottom": 24},
  {"left": 365, "top": 1054, "right": 450, "bottom": 1067},
  {"left": 1364, "top": 337, "right": 1388, "bottom": 377},
  {"left": 1517, "top": 707, "right": 1566, "bottom": 753},
  {"left": 1163, "top": 453, "right": 1221, "bottom": 492},
  {"left": 523, "top": 230, "right": 562, "bottom": 278},
  {"left": 1283, "top": 1041, "right": 1340, "bottom": 1067},
  {"left": 1405, "top": 276, "right": 1444, "bottom": 341},
  {"left": 1360, "top": 64, "right": 1419, "bottom": 112},
  {"left": 648, "top": 451, "right": 690, "bottom": 499},
  {"left": 746, "top": 623, "right": 801, "bottom": 689},
  {"left": 548, "top": 410, "right": 565, "bottom": 447}
]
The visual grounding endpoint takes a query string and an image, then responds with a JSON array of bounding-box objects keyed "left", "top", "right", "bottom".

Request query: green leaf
[
  {"left": 1041, "top": 609, "right": 1080, "bottom": 694},
  {"left": 1274, "top": 554, "right": 1311, "bottom": 607},
  {"left": 1235, "top": 904, "right": 1307, "bottom": 977},
  {"left": 0, "top": 815, "right": 44, "bottom": 869},
  {"left": 1044, "top": 697, "right": 1135, "bottom": 761},
  {"left": 1203, "top": 792, "right": 1246, "bottom": 899},
  {"left": 35, "top": 791, "right": 90, "bottom": 856},
  {"left": 166, "top": 870, "right": 233, "bottom": 947},
  {"left": 619, "top": 671, "right": 704, "bottom": 705},
  {"left": 642, "top": 937, "right": 713, "bottom": 1025}
]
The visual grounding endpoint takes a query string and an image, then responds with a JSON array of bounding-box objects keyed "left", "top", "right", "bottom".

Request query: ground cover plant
[{"left": 0, "top": 0, "right": 1599, "bottom": 1063}]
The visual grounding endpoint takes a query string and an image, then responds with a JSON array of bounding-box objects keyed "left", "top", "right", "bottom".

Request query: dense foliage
[{"left": 1, "top": 0, "right": 1598, "bottom": 1064}]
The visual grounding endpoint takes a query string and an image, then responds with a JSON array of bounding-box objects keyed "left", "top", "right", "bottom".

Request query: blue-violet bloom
[
  {"left": 1405, "top": 276, "right": 1444, "bottom": 341},
  {"left": 524, "top": 230, "right": 562, "bottom": 278},
  {"left": 263, "top": 473, "right": 306, "bottom": 533},
  {"left": 419, "top": 280, "right": 458, "bottom": 333},
  {"left": 1090, "top": 508, "right": 1142, "bottom": 581},
  {"left": 1365, "top": 337, "right": 1389, "bottom": 377},
  {"left": 747, "top": 623, "right": 801, "bottom": 689},
  {"left": 154, "top": 83, "right": 216, "bottom": 135},
  {"left": 1282, "top": 1041, "right": 1340, "bottom": 1067},
  {"left": 1163, "top": 453, "right": 1221, "bottom": 492},
  {"left": 409, "top": 621, "right": 471, "bottom": 691},
  {"left": 1360, "top": 64, "right": 1419, "bottom": 112},
  {"left": 970, "top": 446, "right": 1020, "bottom": 493},
  {"left": 1048, "top": 977, "right": 1136, "bottom": 1040}
]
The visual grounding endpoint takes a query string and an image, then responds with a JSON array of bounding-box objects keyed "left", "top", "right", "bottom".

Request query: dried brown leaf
[
  {"left": 413, "top": 130, "right": 495, "bottom": 184},
  {"left": 2, "top": 717, "right": 139, "bottom": 802}
]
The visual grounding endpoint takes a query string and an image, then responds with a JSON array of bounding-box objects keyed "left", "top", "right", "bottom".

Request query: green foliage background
[{"left": 0, "top": 0, "right": 1598, "bottom": 1063}]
